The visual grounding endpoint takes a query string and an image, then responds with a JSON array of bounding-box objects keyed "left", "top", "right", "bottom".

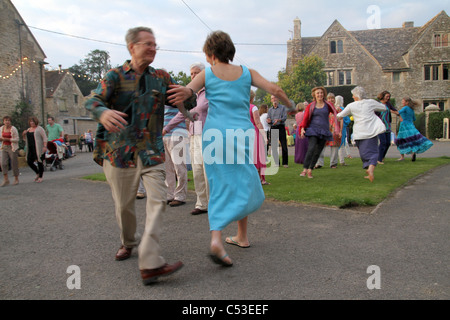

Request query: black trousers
[
  {"left": 303, "top": 136, "right": 327, "bottom": 170},
  {"left": 270, "top": 124, "right": 288, "bottom": 166},
  {"left": 27, "top": 155, "right": 44, "bottom": 178}
]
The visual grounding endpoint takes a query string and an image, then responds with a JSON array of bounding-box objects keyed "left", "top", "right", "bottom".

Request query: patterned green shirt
[{"left": 85, "top": 60, "right": 196, "bottom": 168}]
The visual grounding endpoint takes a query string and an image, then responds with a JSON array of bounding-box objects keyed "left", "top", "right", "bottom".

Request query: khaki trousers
[
  {"left": 103, "top": 159, "right": 166, "bottom": 270},
  {"left": 190, "top": 135, "right": 209, "bottom": 210},
  {"left": 1, "top": 146, "right": 19, "bottom": 177},
  {"left": 163, "top": 136, "right": 188, "bottom": 202}
]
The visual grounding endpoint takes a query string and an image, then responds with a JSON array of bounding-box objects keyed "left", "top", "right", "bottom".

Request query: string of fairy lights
[{"left": 1, "top": 56, "right": 98, "bottom": 82}]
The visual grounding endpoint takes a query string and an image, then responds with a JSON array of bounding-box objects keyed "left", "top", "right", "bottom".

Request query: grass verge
[{"left": 82, "top": 155, "right": 450, "bottom": 209}]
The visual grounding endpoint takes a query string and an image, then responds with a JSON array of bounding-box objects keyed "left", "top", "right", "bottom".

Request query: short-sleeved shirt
[{"left": 46, "top": 123, "right": 63, "bottom": 141}]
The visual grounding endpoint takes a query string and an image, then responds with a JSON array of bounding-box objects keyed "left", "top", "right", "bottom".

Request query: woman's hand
[
  {"left": 300, "top": 128, "right": 305, "bottom": 138},
  {"left": 167, "top": 85, "right": 193, "bottom": 106}
]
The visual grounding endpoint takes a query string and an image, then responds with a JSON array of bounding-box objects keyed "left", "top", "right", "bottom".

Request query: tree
[
  {"left": 68, "top": 63, "right": 97, "bottom": 96},
  {"left": 82, "top": 49, "right": 111, "bottom": 81},
  {"left": 69, "top": 49, "right": 112, "bottom": 96},
  {"left": 9, "top": 101, "right": 34, "bottom": 149},
  {"left": 277, "top": 55, "right": 326, "bottom": 104},
  {"left": 254, "top": 88, "right": 270, "bottom": 106},
  {"left": 169, "top": 71, "right": 190, "bottom": 86}
]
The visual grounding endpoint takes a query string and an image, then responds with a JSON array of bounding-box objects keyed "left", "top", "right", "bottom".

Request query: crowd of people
[
  {"left": 0, "top": 114, "right": 97, "bottom": 186},
  {"left": 1, "top": 26, "right": 435, "bottom": 286}
]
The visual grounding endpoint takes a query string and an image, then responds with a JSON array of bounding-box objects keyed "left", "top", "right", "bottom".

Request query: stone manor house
[
  {"left": 0, "top": 0, "right": 95, "bottom": 135},
  {"left": 286, "top": 10, "right": 449, "bottom": 113}
]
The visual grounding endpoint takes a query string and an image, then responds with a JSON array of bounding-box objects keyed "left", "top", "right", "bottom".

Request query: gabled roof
[
  {"left": 45, "top": 70, "right": 67, "bottom": 98},
  {"left": 304, "top": 19, "right": 383, "bottom": 68},
  {"left": 406, "top": 10, "right": 449, "bottom": 55},
  {"left": 297, "top": 10, "right": 448, "bottom": 71},
  {"left": 350, "top": 27, "right": 420, "bottom": 70},
  {"left": 301, "top": 36, "right": 321, "bottom": 56}
]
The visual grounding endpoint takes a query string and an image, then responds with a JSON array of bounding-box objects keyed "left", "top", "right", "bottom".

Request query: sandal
[
  {"left": 226, "top": 236, "right": 250, "bottom": 248},
  {"left": 209, "top": 252, "right": 233, "bottom": 267}
]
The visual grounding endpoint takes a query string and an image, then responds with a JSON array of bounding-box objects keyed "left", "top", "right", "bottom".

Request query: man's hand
[{"left": 99, "top": 110, "right": 128, "bottom": 133}]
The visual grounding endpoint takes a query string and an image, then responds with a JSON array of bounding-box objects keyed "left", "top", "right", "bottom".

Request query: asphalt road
[{"left": 0, "top": 141, "right": 449, "bottom": 301}]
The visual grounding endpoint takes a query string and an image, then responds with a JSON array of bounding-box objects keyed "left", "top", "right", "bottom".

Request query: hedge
[{"left": 428, "top": 110, "right": 450, "bottom": 140}]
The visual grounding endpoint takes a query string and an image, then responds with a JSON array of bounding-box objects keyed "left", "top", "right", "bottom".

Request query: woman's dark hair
[
  {"left": 28, "top": 116, "right": 39, "bottom": 126},
  {"left": 377, "top": 91, "right": 390, "bottom": 101},
  {"left": 203, "top": 31, "right": 235, "bottom": 63}
]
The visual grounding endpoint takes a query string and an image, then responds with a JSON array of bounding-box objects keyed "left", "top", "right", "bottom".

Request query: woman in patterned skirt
[{"left": 396, "top": 97, "right": 433, "bottom": 161}]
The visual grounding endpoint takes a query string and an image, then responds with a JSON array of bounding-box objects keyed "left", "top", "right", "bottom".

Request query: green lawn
[
  {"left": 83, "top": 155, "right": 450, "bottom": 209},
  {"left": 260, "top": 155, "right": 450, "bottom": 208}
]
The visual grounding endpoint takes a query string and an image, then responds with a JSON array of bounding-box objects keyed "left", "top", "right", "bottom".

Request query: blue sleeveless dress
[{"left": 203, "top": 66, "right": 265, "bottom": 231}]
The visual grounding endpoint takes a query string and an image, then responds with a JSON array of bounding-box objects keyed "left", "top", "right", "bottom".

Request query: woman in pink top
[{"left": 249, "top": 90, "right": 268, "bottom": 185}]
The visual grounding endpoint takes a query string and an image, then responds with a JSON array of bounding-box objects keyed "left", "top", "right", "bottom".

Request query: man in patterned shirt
[{"left": 85, "top": 26, "right": 196, "bottom": 285}]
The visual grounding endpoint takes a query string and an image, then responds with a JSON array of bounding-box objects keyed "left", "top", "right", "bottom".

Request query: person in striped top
[
  {"left": 162, "top": 104, "right": 189, "bottom": 207},
  {"left": 376, "top": 91, "right": 399, "bottom": 164}
]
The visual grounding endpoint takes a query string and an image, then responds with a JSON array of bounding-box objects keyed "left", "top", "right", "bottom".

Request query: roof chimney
[
  {"left": 293, "top": 17, "right": 301, "bottom": 40},
  {"left": 403, "top": 21, "right": 414, "bottom": 28}
]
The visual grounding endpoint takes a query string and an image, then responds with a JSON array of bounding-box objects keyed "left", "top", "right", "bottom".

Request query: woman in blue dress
[
  {"left": 396, "top": 97, "right": 433, "bottom": 161},
  {"left": 168, "top": 31, "right": 292, "bottom": 266}
]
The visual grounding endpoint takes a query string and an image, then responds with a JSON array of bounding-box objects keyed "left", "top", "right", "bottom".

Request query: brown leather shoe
[
  {"left": 191, "top": 208, "right": 208, "bottom": 215},
  {"left": 115, "top": 245, "right": 133, "bottom": 261},
  {"left": 140, "top": 261, "right": 183, "bottom": 285},
  {"left": 169, "top": 200, "right": 186, "bottom": 207}
]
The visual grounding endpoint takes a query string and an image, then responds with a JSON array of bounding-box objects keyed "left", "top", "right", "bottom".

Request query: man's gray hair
[
  {"left": 125, "top": 27, "right": 154, "bottom": 52},
  {"left": 351, "top": 86, "right": 366, "bottom": 100},
  {"left": 190, "top": 62, "right": 205, "bottom": 71}
]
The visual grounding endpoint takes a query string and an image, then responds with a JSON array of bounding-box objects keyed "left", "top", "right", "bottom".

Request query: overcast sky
[{"left": 11, "top": 0, "right": 448, "bottom": 82}]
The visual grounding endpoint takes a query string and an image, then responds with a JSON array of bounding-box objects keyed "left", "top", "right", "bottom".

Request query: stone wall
[
  {"left": 406, "top": 14, "right": 450, "bottom": 111},
  {"left": 0, "top": 0, "right": 46, "bottom": 118},
  {"left": 45, "top": 72, "right": 93, "bottom": 134},
  {"left": 286, "top": 12, "right": 449, "bottom": 121}
]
